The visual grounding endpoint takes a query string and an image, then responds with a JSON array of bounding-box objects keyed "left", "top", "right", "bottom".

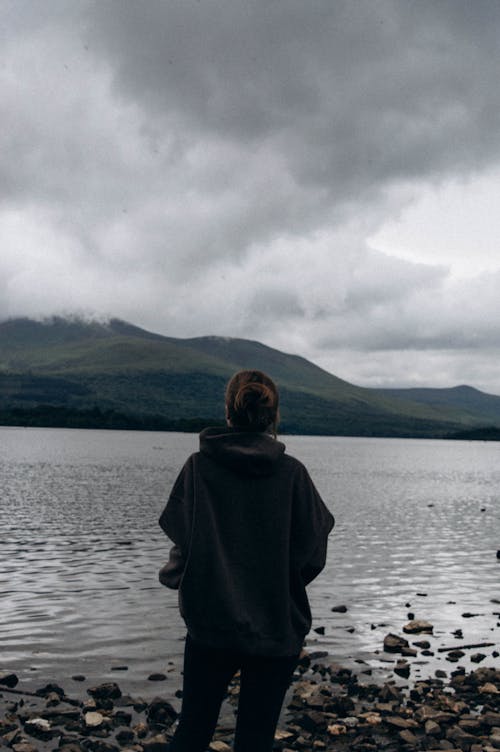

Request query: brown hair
[{"left": 225, "top": 370, "right": 279, "bottom": 434}]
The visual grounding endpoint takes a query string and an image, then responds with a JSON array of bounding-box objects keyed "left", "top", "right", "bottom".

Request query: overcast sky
[{"left": 2, "top": 1, "right": 500, "bottom": 394}]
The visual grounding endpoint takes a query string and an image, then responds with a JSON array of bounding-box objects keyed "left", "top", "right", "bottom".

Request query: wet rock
[
  {"left": 399, "top": 728, "right": 419, "bottom": 745},
  {"left": 35, "top": 682, "right": 65, "bottom": 698},
  {"left": 425, "top": 719, "right": 442, "bottom": 736},
  {"left": 446, "top": 650, "right": 465, "bottom": 662},
  {"left": 394, "top": 661, "right": 411, "bottom": 679},
  {"left": 401, "top": 647, "right": 418, "bottom": 657},
  {"left": 384, "top": 633, "right": 409, "bottom": 653},
  {"left": 482, "top": 711, "right": 500, "bottom": 727},
  {"left": 458, "top": 719, "right": 481, "bottom": 733},
  {"left": 88, "top": 683, "right": 122, "bottom": 700},
  {"left": 470, "top": 653, "right": 486, "bottom": 663},
  {"left": 414, "top": 640, "right": 432, "bottom": 649},
  {"left": 24, "top": 717, "right": 53, "bottom": 739},
  {"left": 132, "top": 721, "right": 149, "bottom": 739},
  {"left": 146, "top": 697, "right": 178, "bottom": 726},
  {"left": 84, "top": 711, "right": 105, "bottom": 728},
  {"left": 360, "top": 712, "right": 382, "bottom": 726},
  {"left": 12, "top": 743, "right": 38, "bottom": 752},
  {"left": 327, "top": 723, "right": 347, "bottom": 735},
  {"left": 112, "top": 710, "right": 132, "bottom": 727},
  {"left": 80, "top": 740, "right": 120, "bottom": 752},
  {"left": 331, "top": 605, "right": 348, "bottom": 613},
  {"left": 343, "top": 716, "right": 360, "bottom": 728},
  {"left": 95, "top": 698, "right": 115, "bottom": 711},
  {"left": 403, "top": 619, "right": 434, "bottom": 634},
  {"left": 2, "top": 728, "right": 21, "bottom": 746},
  {"left": 446, "top": 724, "right": 479, "bottom": 749},
  {"left": 379, "top": 683, "right": 404, "bottom": 703},
  {"left": 40, "top": 707, "right": 80, "bottom": 724},
  {"left": 489, "top": 732, "right": 500, "bottom": 750},
  {"left": 385, "top": 716, "right": 419, "bottom": 730},
  {"left": 116, "top": 729, "right": 135, "bottom": 745},
  {"left": 479, "top": 682, "right": 499, "bottom": 694},
  {"left": 274, "top": 729, "right": 296, "bottom": 741},
  {"left": 297, "top": 710, "right": 327, "bottom": 732},
  {"left": 0, "top": 671, "right": 19, "bottom": 688},
  {"left": 415, "top": 705, "right": 455, "bottom": 725}
]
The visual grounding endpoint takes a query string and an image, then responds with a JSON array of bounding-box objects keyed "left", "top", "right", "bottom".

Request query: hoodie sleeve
[
  {"left": 291, "top": 462, "right": 335, "bottom": 586},
  {"left": 158, "top": 457, "right": 194, "bottom": 589}
]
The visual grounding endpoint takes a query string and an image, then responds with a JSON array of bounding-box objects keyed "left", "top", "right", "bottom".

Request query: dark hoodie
[{"left": 159, "top": 427, "right": 334, "bottom": 656}]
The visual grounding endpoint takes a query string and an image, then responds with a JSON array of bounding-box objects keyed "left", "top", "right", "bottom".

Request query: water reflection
[{"left": 1, "top": 428, "right": 499, "bottom": 696}]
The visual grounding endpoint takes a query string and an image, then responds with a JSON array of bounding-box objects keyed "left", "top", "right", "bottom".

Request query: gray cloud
[{"left": 1, "top": 1, "right": 500, "bottom": 392}]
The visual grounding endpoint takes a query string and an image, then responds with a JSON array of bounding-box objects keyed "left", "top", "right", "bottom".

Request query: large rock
[
  {"left": 394, "top": 661, "right": 411, "bottom": 678},
  {"left": 87, "top": 683, "right": 122, "bottom": 700},
  {"left": 146, "top": 697, "right": 177, "bottom": 726},
  {"left": 383, "top": 633, "right": 409, "bottom": 653}
]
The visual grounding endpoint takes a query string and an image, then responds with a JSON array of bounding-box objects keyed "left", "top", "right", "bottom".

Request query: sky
[{"left": 2, "top": 1, "right": 500, "bottom": 394}]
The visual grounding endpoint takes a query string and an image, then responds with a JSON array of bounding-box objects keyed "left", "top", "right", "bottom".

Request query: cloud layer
[{"left": 2, "top": 1, "right": 500, "bottom": 392}]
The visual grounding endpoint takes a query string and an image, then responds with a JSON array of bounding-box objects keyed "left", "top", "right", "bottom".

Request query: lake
[{"left": 1, "top": 427, "right": 499, "bottom": 699}]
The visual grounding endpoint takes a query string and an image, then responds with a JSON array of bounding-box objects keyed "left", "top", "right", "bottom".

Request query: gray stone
[
  {"left": 403, "top": 619, "right": 434, "bottom": 634},
  {"left": 384, "top": 633, "right": 409, "bottom": 653}
]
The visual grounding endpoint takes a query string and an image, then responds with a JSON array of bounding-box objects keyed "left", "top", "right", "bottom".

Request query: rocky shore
[{"left": 1, "top": 619, "right": 499, "bottom": 752}]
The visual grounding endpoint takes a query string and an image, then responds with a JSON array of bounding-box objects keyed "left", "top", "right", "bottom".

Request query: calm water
[{"left": 1, "top": 427, "right": 499, "bottom": 698}]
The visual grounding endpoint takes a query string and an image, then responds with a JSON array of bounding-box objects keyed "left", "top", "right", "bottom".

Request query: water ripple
[{"left": 1, "top": 428, "right": 499, "bottom": 694}]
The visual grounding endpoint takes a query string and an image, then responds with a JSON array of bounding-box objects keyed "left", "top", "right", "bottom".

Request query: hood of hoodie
[{"left": 199, "top": 426, "right": 286, "bottom": 477}]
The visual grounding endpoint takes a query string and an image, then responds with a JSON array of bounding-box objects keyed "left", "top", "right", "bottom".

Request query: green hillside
[{"left": 1, "top": 316, "right": 499, "bottom": 437}]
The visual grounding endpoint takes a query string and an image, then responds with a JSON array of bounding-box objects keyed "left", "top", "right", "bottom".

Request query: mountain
[{"left": 1, "top": 316, "right": 499, "bottom": 437}]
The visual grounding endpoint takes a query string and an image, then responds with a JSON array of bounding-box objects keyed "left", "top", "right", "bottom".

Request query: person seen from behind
[{"left": 158, "top": 369, "right": 335, "bottom": 751}]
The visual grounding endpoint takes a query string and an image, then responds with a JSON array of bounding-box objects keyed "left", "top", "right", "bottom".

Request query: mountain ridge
[{"left": 1, "top": 316, "right": 499, "bottom": 437}]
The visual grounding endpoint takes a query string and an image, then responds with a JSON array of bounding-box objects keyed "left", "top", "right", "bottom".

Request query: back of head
[{"left": 225, "top": 370, "right": 279, "bottom": 434}]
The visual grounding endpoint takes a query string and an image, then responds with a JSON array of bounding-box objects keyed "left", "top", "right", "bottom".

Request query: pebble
[{"left": 84, "top": 711, "right": 105, "bottom": 727}]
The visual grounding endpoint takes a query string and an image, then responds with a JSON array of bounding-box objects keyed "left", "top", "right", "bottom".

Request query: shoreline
[
  {"left": 1, "top": 654, "right": 499, "bottom": 751},
  {"left": 2, "top": 620, "right": 499, "bottom": 752}
]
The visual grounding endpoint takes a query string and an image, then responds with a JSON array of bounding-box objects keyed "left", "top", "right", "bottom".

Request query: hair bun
[{"left": 225, "top": 370, "right": 279, "bottom": 433}]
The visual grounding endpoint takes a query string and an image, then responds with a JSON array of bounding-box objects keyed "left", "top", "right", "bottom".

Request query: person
[{"left": 158, "top": 369, "right": 335, "bottom": 752}]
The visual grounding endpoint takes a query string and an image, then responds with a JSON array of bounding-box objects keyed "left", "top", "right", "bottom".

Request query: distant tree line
[{"left": 0, "top": 405, "right": 222, "bottom": 433}]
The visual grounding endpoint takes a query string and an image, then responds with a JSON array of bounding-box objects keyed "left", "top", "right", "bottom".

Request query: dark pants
[{"left": 168, "top": 635, "right": 299, "bottom": 752}]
